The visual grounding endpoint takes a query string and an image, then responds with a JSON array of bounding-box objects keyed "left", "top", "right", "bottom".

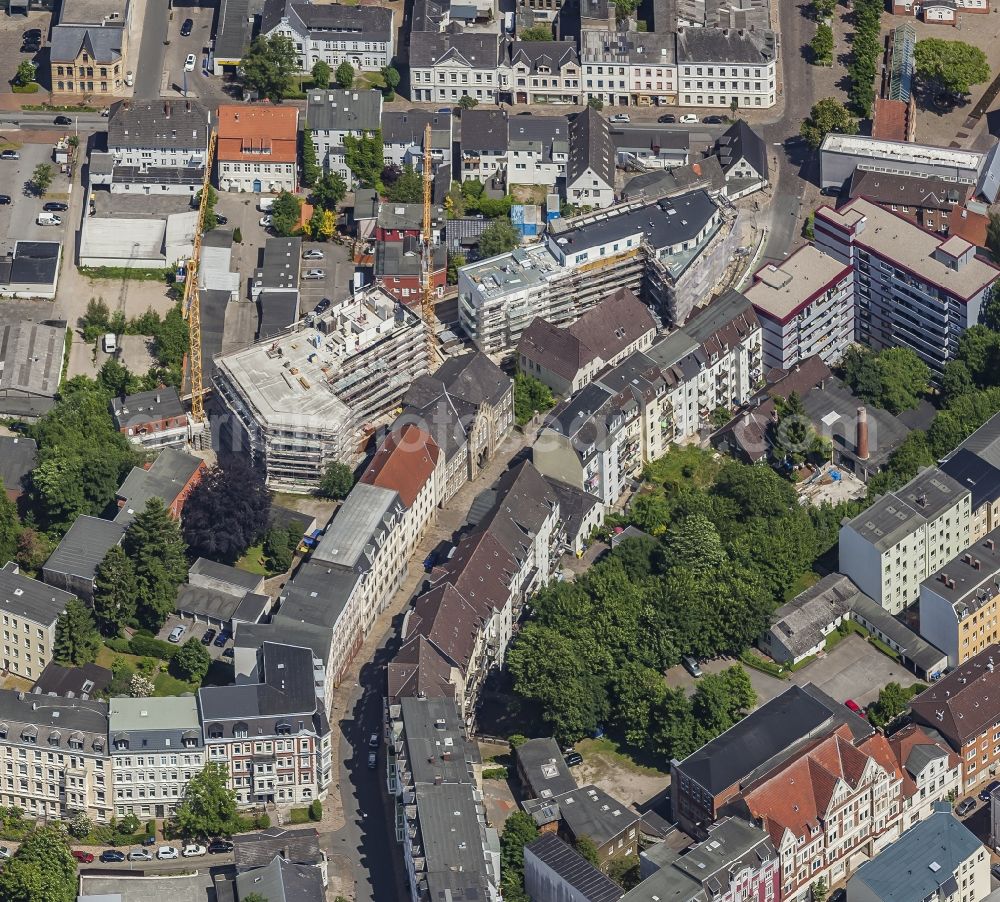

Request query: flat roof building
[
  {"left": 820, "top": 134, "right": 983, "bottom": 190},
  {"left": 42, "top": 515, "right": 127, "bottom": 602},
  {"left": 0, "top": 317, "right": 66, "bottom": 419}
]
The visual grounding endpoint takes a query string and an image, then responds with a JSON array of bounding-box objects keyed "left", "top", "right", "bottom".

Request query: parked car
[
  {"left": 820, "top": 186, "right": 841, "bottom": 197},
  {"left": 829, "top": 891, "right": 846, "bottom": 902},
  {"left": 201, "top": 627, "right": 217, "bottom": 646},
  {"left": 369, "top": 732, "right": 380, "bottom": 749},
  {"left": 956, "top": 797, "right": 977, "bottom": 816},
  {"left": 303, "top": 249, "right": 324, "bottom": 260},
  {"left": 259, "top": 215, "right": 273, "bottom": 228},
  {"left": 36, "top": 213, "right": 61, "bottom": 226},
  {"left": 168, "top": 624, "right": 186, "bottom": 643},
  {"left": 23, "top": 29, "right": 41, "bottom": 40},
  {"left": 302, "top": 269, "right": 325, "bottom": 280},
  {"left": 54, "top": 115, "right": 72, "bottom": 126},
  {"left": 314, "top": 297, "right": 331, "bottom": 314},
  {"left": 703, "top": 115, "right": 725, "bottom": 124},
  {"left": 100, "top": 849, "right": 126, "bottom": 863},
  {"left": 183, "top": 844, "right": 207, "bottom": 858},
  {"left": 184, "top": 54, "right": 197, "bottom": 72},
  {"left": 100, "top": 107, "right": 110, "bottom": 117},
  {"left": 72, "top": 850, "right": 95, "bottom": 863},
  {"left": 682, "top": 655, "right": 703, "bottom": 678},
  {"left": 43, "top": 202, "right": 68, "bottom": 212},
  {"left": 215, "top": 214, "right": 228, "bottom": 225},
  {"left": 367, "top": 750, "right": 377, "bottom": 769},
  {"left": 978, "top": 779, "right": 1000, "bottom": 801},
  {"left": 214, "top": 630, "right": 230, "bottom": 647},
  {"left": 208, "top": 839, "right": 234, "bottom": 854},
  {"left": 128, "top": 849, "right": 153, "bottom": 861},
  {"left": 991, "top": 863, "right": 1000, "bottom": 881},
  {"left": 0, "top": 846, "right": 10, "bottom": 858},
  {"left": 844, "top": 698, "right": 864, "bottom": 715},
  {"left": 679, "top": 114, "right": 699, "bottom": 124},
  {"left": 157, "top": 845, "right": 179, "bottom": 860},
  {"left": 565, "top": 751, "right": 583, "bottom": 766},
  {"left": 609, "top": 113, "right": 630, "bottom": 123},
  {"left": 180, "top": 17, "right": 194, "bottom": 36},
  {"left": 0, "top": 196, "right": 11, "bottom": 205},
  {"left": 658, "top": 114, "right": 677, "bottom": 123},
  {"left": 102, "top": 333, "right": 117, "bottom": 353},
  {"left": 222, "top": 646, "right": 234, "bottom": 659},
  {"left": 0, "top": 150, "right": 20, "bottom": 160}
]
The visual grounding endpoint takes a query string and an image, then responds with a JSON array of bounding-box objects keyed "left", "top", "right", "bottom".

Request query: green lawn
[
  {"left": 644, "top": 445, "right": 722, "bottom": 491},
  {"left": 357, "top": 70, "right": 386, "bottom": 91},
  {"left": 785, "top": 570, "right": 820, "bottom": 601},
  {"left": 95, "top": 645, "right": 146, "bottom": 671},
  {"left": 153, "top": 671, "right": 197, "bottom": 696},
  {"left": 235, "top": 543, "right": 268, "bottom": 576},
  {"left": 575, "top": 736, "right": 670, "bottom": 778}
]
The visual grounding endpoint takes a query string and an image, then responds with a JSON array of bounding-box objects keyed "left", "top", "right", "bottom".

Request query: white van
[
  {"left": 258, "top": 196, "right": 275, "bottom": 213},
  {"left": 36, "top": 212, "right": 60, "bottom": 226},
  {"left": 102, "top": 333, "right": 117, "bottom": 353}
]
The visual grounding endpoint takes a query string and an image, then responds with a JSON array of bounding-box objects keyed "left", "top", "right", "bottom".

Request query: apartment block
[
  {"left": 213, "top": 288, "right": 427, "bottom": 490},
  {"left": 910, "top": 644, "right": 1000, "bottom": 792},
  {"left": 580, "top": 27, "right": 677, "bottom": 109},
  {"left": 940, "top": 411, "right": 1000, "bottom": 543},
  {"left": 49, "top": 0, "right": 131, "bottom": 101},
  {"left": 847, "top": 802, "right": 988, "bottom": 902},
  {"left": 887, "top": 724, "right": 962, "bottom": 830},
  {"left": 676, "top": 27, "right": 777, "bottom": 109},
  {"left": 920, "top": 529, "right": 1000, "bottom": 668},
  {"left": 0, "top": 561, "right": 74, "bottom": 682},
  {"left": 109, "top": 696, "right": 204, "bottom": 819},
  {"left": 381, "top": 109, "right": 453, "bottom": 171},
  {"left": 744, "top": 245, "right": 855, "bottom": 371},
  {"left": 0, "top": 690, "right": 109, "bottom": 821},
  {"left": 505, "top": 40, "right": 582, "bottom": 105},
  {"left": 216, "top": 105, "right": 298, "bottom": 194},
  {"left": 111, "top": 387, "right": 189, "bottom": 451},
  {"left": 839, "top": 467, "right": 971, "bottom": 614},
  {"left": 306, "top": 89, "right": 382, "bottom": 185},
  {"left": 815, "top": 198, "right": 1000, "bottom": 371},
  {"left": 199, "top": 642, "right": 332, "bottom": 806}
]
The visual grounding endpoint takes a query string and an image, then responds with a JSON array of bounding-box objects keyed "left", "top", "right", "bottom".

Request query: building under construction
[{"left": 212, "top": 288, "right": 428, "bottom": 491}]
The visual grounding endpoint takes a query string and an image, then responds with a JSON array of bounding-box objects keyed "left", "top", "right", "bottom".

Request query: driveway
[{"left": 0, "top": 141, "right": 74, "bottom": 249}]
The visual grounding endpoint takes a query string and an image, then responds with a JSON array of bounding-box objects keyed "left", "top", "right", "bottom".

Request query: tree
[
  {"left": 514, "top": 370, "right": 555, "bottom": 426},
  {"left": 53, "top": 599, "right": 100, "bottom": 666},
  {"left": 318, "top": 461, "right": 354, "bottom": 500},
  {"left": 311, "top": 59, "right": 331, "bottom": 89},
  {"left": 458, "top": 95, "right": 478, "bottom": 110},
  {"left": 344, "top": 131, "right": 384, "bottom": 189},
  {"left": 385, "top": 164, "right": 424, "bottom": 203},
  {"left": 840, "top": 346, "right": 883, "bottom": 404},
  {"left": 868, "top": 681, "right": 925, "bottom": 728},
  {"left": 124, "top": 497, "right": 189, "bottom": 631},
  {"left": 607, "top": 855, "right": 642, "bottom": 890},
  {"left": 988, "top": 214, "right": 1000, "bottom": 264},
  {"left": 173, "top": 762, "right": 243, "bottom": 838},
  {"left": 0, "top": 824, "right": 78, "bottom": 902},
  {"left": 172, "top": 638, "right": 212, "bottom": 683},
  {"left": 129, "top": 672, "right": 155, "bottom": 697},
  {"left": 68, "top": 812, "right": 92, "bottom": 839},
  {"left": 915, "top": 38, "right": 990, "bottom": 96},
  {"left": 614, "top": 0, "right": 639, "bottom": 18},
  {"left": 810, "top": 23, "right": 833, "bottom": 66},
  {"left": 12, "top": 60, "right": 36, "bottom": 87},
  {"left": 97, "top": 357, "right": 141, "bottom": 398},
  {"left": 877, "top": 347, "right": 930, "bottom": 414},
  {"left": 263, "top": 525, "right": 295, "bottom": 573},
  {"left": 941, "top": 359, "right": 975, "bottom": 404},
  {"left": 811, "top": 877, "right": 829, "bottom": 902},
  {"left": 447, "top": 252, "right": 466, "bottom": 284},
  {"left": 312, "top": 170, "right": 347, "bottom": 211},
  {"left": 93, "top": 545, "right": 138, "bottom": 636},
  {"left": 240, "top": 34, "right": 298, "bottom": 101},
  {"left": 980, "top": 282, "right": 1000, "bottom": 330},
  {"left": 16, "top": 528, "right": 53, "bottom": 574},
  {"left": 30, "top": 163, "right": 53, "bottom": 197},
  {"left": 381, "top": 65, "right": 400, "bottom": 93},
  {"left": 801, "top": 98, "right": 857, "bottom": 149},
  {"left": 520, "top": 24, "right": 554, "bottom": 39},
  {"left": 194, "top": 184, "right": 219, "bottom": 231},
  {"left": 270, "top": 190, "right": 302, "bottom": 237},
  {"left": 587, "top": 96, "right": 604, "bottom": 111},
  {"left": 182, "top": 458, "right": 271, "bottom": 564},
  {"left": 0, "top": 486, "right": 19, "bottom": 570},
  {"left": 302, "top": 128, "right": 319, "bottom": 188},
  {"left": 335, "top": 61, "right": 355, "bottom": 88},
  {"left": 478, "top": 219, "right": 520, "bottom": 257},
  {"left": 500, "top": 812, "right": 539, "bottom": 900},
  {"left": 306, "top": 205, "right": 334, "bottom": 241},
  {"left": 574, "top": 835, "right": 600, "bottom": 867}
]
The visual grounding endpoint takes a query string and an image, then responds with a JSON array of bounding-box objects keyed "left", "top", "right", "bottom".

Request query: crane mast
[
  {"left": 183, "top": 129, "right": 217, "bottom": 423},
  {"left": 420, "top": 123, "right": 439, "bottom": 365}
]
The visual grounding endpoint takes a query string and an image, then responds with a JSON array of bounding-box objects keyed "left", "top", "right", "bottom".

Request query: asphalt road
[{"left": 133, "top": 0, "right": 169, "bottom": 101}]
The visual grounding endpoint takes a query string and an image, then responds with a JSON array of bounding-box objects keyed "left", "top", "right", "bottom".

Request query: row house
[
  {"left": 260, "top": 0, "right": 394, "bottom": 73},
  {"left": 848, "top": 170, "right": 966, "bottom": 235},
  {"left": 887, "top": 724, "right": 962, "bottom": 830},
  {"left": 460, "top": 108, "right": 510, "bottom": 183},
  {"left": 676, "top": 27, "right": 778, "bottom": 110},
  {"left": 109, "top": 696, "right": 204, "bottom": 819},
  {"left": 306, "top": 89, "right": 383, "bottom": 186},
  {"left": 216, "top": 105, "right": 298, "bottom": 194},
  {"left": 409, "top": 31, "right": 504, "bottom": 105},
  {"left": 199, "top": 642, "right": 332, "bottom": 806},
  {"left": 566, "top": 107, "right": 616, "bottom": 210},
  {"left": 381, "top": 109, "right": 453, "bottom": 171},
  {"left": 503, "top": 39, "right": 582, "bottom": 105},
  {"left": 506, "top": 115, "right": 570, "bottom": 189}
]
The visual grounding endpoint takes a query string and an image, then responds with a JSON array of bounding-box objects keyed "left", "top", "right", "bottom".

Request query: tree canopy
[
  {"left": 240, "top": 34, "right": 299, "bottom": 101},
  {"left": 311, "top": 170, "right": 348, "bottom": 211},
  {"left": 915, "top": 38, "right": 990, "bottom": 96},
  {"left": 840, "top": 345, "right": 929, "bottom": 414},
  {"left": 335, "top": 61, "right": 355, "bottom": 88},
  {"left": 514, "top": 371, "right": 555, "bottom": 426},
  {"left": 182, "top": 458, "right": 271, "bottom": 563},
  {"left": 311, "top": 59, "right": 331, "bottom": 89},
  {"left": 500, "top": 812, "right": 538, "bottom": 902},
  {"left": 0, "top": 825, "right": 78, "bottom": 902},
  {"left": 53, "top": 599, "right": 100, "bottom": 666},
  {"left": 302, "top": 128, "right": 319, "bottom": 188},
  {"left": 123, "top": 496, "right": 189, "bottom": 631},
  {"left": 384, "top": 164, "right": 424, "bottom": 204},
  {"left": 173, "top": 761, "right": 244, "bottom": 837},
  {"left": 93, "top": 545, "right": 138, "bottom": 636},
  {"left": 344, "top": 130, "right": 384, "bottom": 189},
  {"left": 801, "top": 98, "right": 857, "bottom": 149},
  {"left": 318, "top": 461, "right": 354, "bottom": 500},
  {"left": 478, "top": 219, "right": 520, "bottom": 257},
  {"left": 172, "top": 637, "right": 212, "bottom": 683},
  {"left": 270, "top": 190, "right": 302, "bottom": 237}
]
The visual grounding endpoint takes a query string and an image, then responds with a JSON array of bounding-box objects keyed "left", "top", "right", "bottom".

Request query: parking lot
[
  {"left": 0, "top": 141, "right": 75, "bottom": 251},
  {"left": 297, "top": 240, "right": 354, "bottom": 316},
  {"left": 155, "top": 3, "right": 233, "bottom": 107},
  {"left": 154, "top": 613, "right": 233, "bottom": 662},
  {"left": 0, "top": 9, "right": 51, "bottom": 95}
]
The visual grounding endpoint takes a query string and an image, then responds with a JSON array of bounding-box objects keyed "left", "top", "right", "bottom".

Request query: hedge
[
  {"left": 128, "top": 634, "right": 177, "bottom": 660},
  {"left": 482, "top": 767, "right": 508, "bottom": 780},
  {"left": 738, "top": 650, "right": 789, "bottom": 679}
]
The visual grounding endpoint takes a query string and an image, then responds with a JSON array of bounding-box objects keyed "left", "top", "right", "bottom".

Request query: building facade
[
  {"left": 306, "top": 89, "right": 382, "bottom": 185},
  {"left": 216, "top": 105, "right": 298, "bottom": 194},
  {"left": 676, "top": 27, "right": 777, "bottom": 109},
  {"left": 111, "top": 387, "right": 189, "bottom": 450},
  {"left": 49, "top": 0, "right": 131, "bottom": 100},
  {"left": 0, "top": 562, "right": 73, "bottom": 682}
]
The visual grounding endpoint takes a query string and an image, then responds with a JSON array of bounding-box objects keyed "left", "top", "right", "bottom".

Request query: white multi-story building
[
  {"left": 306, "top": 89, "right": 383, "bottom": 184},
  {"left": 506, "top": 115, "right": 570, "bottom": 189},
  {"left": 260, "top": 0, "right": 394, "bottom": 72},
  {"left": 0, "top": 561, "right": 73, "bottom": 682},
  {"left": 216, "top": 105, "right": 298, "bottom": 194},
  {"left": 580, "top": 30, "right": 677, "bottom": 108},
  {"left": 109, "top": 697, "right": 204, "bottom": 819},
  {"left": 409, "top": 32, "right": 504, "bottom": 104},
  {"left": 199, "top": 642, "right": 332, "bottom": 806},
  {"left": 381, "top": 109, "right": 453, "bottom": 171},
  {"left": 815, "top": 197, "right": 1000, "bottom": 372},
  {"left": 676, "top": 27, "right": 777, "bottom": 109},
  {"left": 503, "top": 40, "right": 582, "bottom": 105},
  {"left": 0, "top": 690, "right": 110, "bottom": 821},
  {"left": 744, "top": 245, "right": 856, "bottom": 371},
  {"left": 887, "top": 725, "right": 962, "bottom": 830},
  {"left": 840, "top": 467, "right": 972, "bottom": 614}
]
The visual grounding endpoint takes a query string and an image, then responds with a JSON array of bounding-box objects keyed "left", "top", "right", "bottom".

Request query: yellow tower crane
[
  {"left": 182, "top": 129, "right": 218, "bottom": 423},
  {"left": 420, "top": 123, "right": 439, "bottom": 365}
]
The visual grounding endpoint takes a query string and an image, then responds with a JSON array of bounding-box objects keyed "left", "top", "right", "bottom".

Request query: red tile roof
[
  {"left": 217, "top": 105, "right": 298, "bottom": 164},
  {"left": 360, "top": 425, "right": 440, "bottom": 508},
  {"left": 948, "top": 206, "right": 990, "bottom": 250},
  {"left": 872, "top": 99, "right": 909, "bottom": 142},
  {"left": 887, "top": 723, "right": 960, "bottom": 799}
]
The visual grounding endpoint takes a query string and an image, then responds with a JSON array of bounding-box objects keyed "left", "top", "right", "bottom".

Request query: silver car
[{"left": 302, "top": 269, "right": 325, "bottom": 280}]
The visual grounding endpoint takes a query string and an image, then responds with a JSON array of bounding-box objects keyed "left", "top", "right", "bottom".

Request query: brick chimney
[{"left": 856, "top": 406, "right": 870, "bottom": 461}]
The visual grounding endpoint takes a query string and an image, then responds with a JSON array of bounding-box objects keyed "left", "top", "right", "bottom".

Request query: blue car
[{"left": 213, "top": 630, "right": 230, "bottom": 648}]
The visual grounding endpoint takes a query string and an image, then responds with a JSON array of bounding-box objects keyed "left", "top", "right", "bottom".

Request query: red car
[
  {"left": 845, "top": 699, "right": 864, "bottom": 716},
  {"left": 72, "top": 850, "right": 95, "bottom": 864}
]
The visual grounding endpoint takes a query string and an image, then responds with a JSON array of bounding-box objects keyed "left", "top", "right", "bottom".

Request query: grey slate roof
[
  {"left": 108, "top": 100, "right": 209, "bottom": 153},
  {"left": 517, "top": 737, "right": 578, "bottom": 799},
  {"left": 235, "top": 855, "right": 325, "bottom": 902},
  {"left": 32, "top": 660, "right": 111, "bottom": 699},
  {"left": 234, "top": 826, "right": 324, "bottom": 870},
  {"left": 43, "top": 516, "right": 126, "bottom": 584},
  {"left": 113, "top": 447, "right": 203, "bottom": 525},
  {"left": 409, "top": 30, "right": 503, "bottom": 69},
  {"left": 460, "top": 109, "right": 509, "bottom": 153},
  {"left": 381, "top": 109, "right": 452, "bottom": 147},
  {"left": 0, "top": 561, "right": 73, "bottom": 627},
  {"left": 0, "top": 436, "right": 37, "bottom": 496},
  {"left": 506, "top": 39, "right": 580, "bottom": 70},
  {"left": 262, "top": 0, "right": 393, "bottom": 42},
  {"left": 7, "top": 241, "right": 61, "bottom": 290},
  {"left": 50, "top": 24, "right": 123, "bottom": 63},
  {"left": 0, "top": 687, "right": 107, "bottom": 755},
  {"left": 234, "top": 619, "right": 332, "bottom": 666},
  {"left": 189, "top": 557, "right": 264, "bottom": 594},
  {"left": 275, "top": 558, "right": 361, "bottom": 631},
  {"left": 313, "top": 483, "right": 403, "bottom": 570},
  {"left": 432, "top": 352, "right": 511, "bottom": 408},
  {"left": 111, "top": 387, "right": 184, "bottom": 428},
  {"left": 676, "top": 26, "right": 776, "bottom": 64},
  {"left": 215, "top": 0, "right": 268, "bottom": 61},
  {"left": 849, "top": 169, "right": 964, "bottom": 210},
  {"left": 716, "top": 119, "right": 768, "bottom": 181},
  {"left": 941, "top": 447, "right": 1000, "bottom": 510},
  {"left": 306, "top": 89, "right": 382, "bottom": 133},
  {"left": 848, "top": 802, "right": 981, "bottom": 902},
  {"left": 525, "top": 783, "right": 640, "bottom": 846},
  {"left": 525, "top": 834, "right": 624, "bottom": 902},
  {"left": 568, "top": 107, "right": 615, "bottom": 189},
  {"left": 766, "top": 572, "right": 856, "bottom": 659},
  {"left": 0, "top": 319, "right": 65, "bottom": 402}
]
